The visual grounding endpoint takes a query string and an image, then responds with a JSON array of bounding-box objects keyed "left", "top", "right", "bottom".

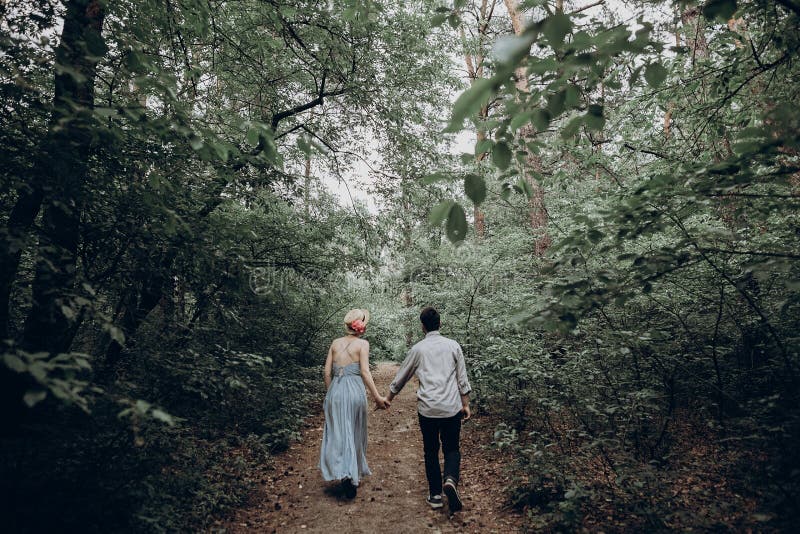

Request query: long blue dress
[{"left": 319, "top": 362, "right": 371, "bottom": 486}]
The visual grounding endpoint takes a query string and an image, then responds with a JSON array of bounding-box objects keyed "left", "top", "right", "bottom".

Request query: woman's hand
[{"left": 374, "top": 395, "right": 391, "bottom": 410}]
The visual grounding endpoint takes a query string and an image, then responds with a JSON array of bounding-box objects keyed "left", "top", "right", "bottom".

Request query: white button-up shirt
[{"left": 389, "top": 330, "right": 472, "bottom": 418}]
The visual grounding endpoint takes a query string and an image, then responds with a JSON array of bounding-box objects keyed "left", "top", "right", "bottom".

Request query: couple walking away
[{"left": 319, "top": 307, "right": 472, "bottom": 513}]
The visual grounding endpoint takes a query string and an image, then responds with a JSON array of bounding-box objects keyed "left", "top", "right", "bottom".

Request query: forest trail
[{"left": 219, "top": 363, "right": 523, "bottom": 533}]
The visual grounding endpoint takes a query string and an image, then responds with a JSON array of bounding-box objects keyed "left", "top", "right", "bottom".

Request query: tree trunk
[
  {"left": 0, "top": 186, "right": 43, "bottom": 340},
  {"left": 20, "top": 0, "right": 107, "bottom": 354},
  {"left": 504, "top": 0, "right": 551, "bottom": 254},
  {"left": 1, "top": 0, "right": 106, "bottom": 343},
  {"left": 681, "top": 6, "right": 709, "bottom": 66},
  {"left": 461, "top": 1, "right": 496, "bottom": 240},
  {"left": 304, "top": 155, "right": 312, "bottom": 217},
  {"left": 99, "top": 274, "right": 165, "bottom": 379},
  {"left": 400, "top": 179, "right": 415, "bottom": 348}
]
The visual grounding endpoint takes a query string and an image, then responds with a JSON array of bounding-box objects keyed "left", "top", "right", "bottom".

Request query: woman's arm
[
  {"left": 323, "top": 343, "right": 333, "bottom": 389},
  {"left": 358, "top": 341, "right": 386, "bottom": 406}
]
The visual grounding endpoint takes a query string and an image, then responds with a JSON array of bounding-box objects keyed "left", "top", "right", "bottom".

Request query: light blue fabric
[{"left": 319, "top": 362, "right": 371, "bottom": 486}]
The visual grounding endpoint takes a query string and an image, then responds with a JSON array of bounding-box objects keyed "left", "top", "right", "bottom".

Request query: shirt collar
[{"left": 425, "top": 330, "right": 441, "bottom": 338}]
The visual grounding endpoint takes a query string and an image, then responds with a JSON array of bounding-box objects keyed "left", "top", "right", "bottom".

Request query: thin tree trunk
[
  {"left": 401, "top": 178, "right": 415, "bottom": 347},
  {"left": 681, "top": 6, "right": 709, "bottom": 67},
  {"left": 461, "top": 0, "right": 496, "bottom": 239},
  {"left": 0, "top": 187, "right": 43, "bottom": 340},
  {"left": 504, "top": 0, "right": 551, "bottom": 255},
  {"left": 304, "top": 155, "right": 312, "bottom": 217}
]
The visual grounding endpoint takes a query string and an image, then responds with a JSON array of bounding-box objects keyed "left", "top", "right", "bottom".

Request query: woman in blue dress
[{"left": 319, "top": 309, "right": 389, "bottom": 498}]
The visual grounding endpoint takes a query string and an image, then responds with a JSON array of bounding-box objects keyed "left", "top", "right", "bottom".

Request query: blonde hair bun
[{"left": 344, "top": 308, "right": 370, "bottom": 335}]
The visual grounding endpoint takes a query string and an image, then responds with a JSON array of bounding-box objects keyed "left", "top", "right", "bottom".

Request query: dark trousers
[{"left": 418, "top": 412, "right": 462, "bottom": 496}]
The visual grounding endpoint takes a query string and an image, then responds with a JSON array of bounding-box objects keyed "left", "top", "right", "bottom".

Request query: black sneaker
[
  {"left": 443, "top": 477, "right": 463, "bottom": 512},
  {"left": 342, "top": 478, "right": 357, "bottom": 499},
  {"left": 426, "top": 494, "right": 444, "bottom": 509}
]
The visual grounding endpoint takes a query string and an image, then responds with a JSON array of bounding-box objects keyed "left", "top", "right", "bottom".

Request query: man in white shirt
[{"left": 386, "top": 307, "right": 472, "bottom": 513}]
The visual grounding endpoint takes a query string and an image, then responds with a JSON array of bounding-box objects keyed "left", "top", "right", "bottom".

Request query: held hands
[{"left": 374, "top": 395, "right": 391, "bottom": 410}]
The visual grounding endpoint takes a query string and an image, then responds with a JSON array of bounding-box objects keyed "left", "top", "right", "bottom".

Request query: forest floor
[{"left": 214, "top": 362, "right": 524, "bottom": 533}]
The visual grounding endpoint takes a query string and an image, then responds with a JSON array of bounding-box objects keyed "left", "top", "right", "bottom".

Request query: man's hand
[
  {"left": 374, "top": 395, "right": 391, "bottom": 410},
  {"left": 461, "top": 404, "right": 471, "bottom": 421}
]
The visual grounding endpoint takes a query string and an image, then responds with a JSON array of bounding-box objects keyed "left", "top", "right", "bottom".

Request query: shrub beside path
[{"left": 217, "top": 363, "right": 523, "bottom": 533}]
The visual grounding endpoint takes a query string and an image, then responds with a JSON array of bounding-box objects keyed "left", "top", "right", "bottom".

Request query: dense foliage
[
  {"left": 2, "top": 0, "right": 798, "bottom": 531},
  {"left": 1, "top": 0, "right": 452, "bottom": 530},
  {"left": 407, "top": 0, "right": 800, "bottom": 530}
]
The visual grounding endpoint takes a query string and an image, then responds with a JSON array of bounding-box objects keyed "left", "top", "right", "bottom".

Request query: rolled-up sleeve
[
  {"left": 454, "top": 343, "right": 471, "bottom": 395},
  {"left": 390, "top": 347, "right": 420, "bottom": 395}
]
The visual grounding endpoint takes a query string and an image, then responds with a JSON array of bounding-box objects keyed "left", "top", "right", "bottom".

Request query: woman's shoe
[{"left": 342, "top": 478, "right": 357, "bottom": 499}]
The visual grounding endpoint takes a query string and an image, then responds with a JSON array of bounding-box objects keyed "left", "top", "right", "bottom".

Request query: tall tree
[
  {"left": 461, "top": 0, "right": 500, "bottom": 238},
  {"left": 1, "top": 0, "right": 106, "bottom": 345},
  {"left": 504, "top": 0, "right": 551, "bottom": 254}
]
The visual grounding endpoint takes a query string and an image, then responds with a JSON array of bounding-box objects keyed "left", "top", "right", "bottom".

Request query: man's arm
[
  {"left": 387, "top": 347, "right": 419, "bottom": 402},
  {"left": 455, "top": 343, "right": 472, "bottom": 419}
]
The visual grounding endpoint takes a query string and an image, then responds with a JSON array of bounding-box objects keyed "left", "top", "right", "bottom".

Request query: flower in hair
[{"left": 350, "top": 319, "right": 366, "bottom": 334}]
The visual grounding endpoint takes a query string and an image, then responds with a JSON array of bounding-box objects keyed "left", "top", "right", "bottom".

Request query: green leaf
[
  {"left": 429, "top": 200, "right": 455, "bottom": 225},
  {"left": 584, "top": 104, "right": 605, "bottom": 130},
  {"left": 561, "top": 116, "right": 583, "bottom": 138},
  {"left": 644, "top": 62, "right": 668, "bottom": 88},
  {"left": 517, "top": 178, "right": 534, "bottom": 199},
  {"left": 446, "top": 203, "right": 468, "bottom": 243},
  {"left": 2, "top": 354, "right": 26, "bottom": 373},
  {"left": 500, "top": 182, "right": 512, "bottom": 201},
  {"left": 124, "top": 50, "right": 143, "bottom": 72},
  {"left": 94, "top": 107, "right": 116, "bottom": 118},
  {"left": 107, "top": 326, "right": 126, "bottom": 345},
  {"left": 431, "top": 13, "right": 448, "bottom": 27},
  {"left": 542, "top": 13, "right": 572, "bottom": 47},
  {"left": 445, "top": 78, "right": 494, "bottom": 132},
  {"left": 531, "top": 109, "right": 551, "bottom": 131},
  {"left": 492, "top": 142, "right": 513, "bottom": 170},
  {"left": 189, "top": 136, "right": 203, "bottom": 151},
  {"left": 421, "top": 172, "right": 450, "bottom": 185},
  {"left": 509, "top": 112, "right": 533, "bottom": 132},
  {"left": 246, "top": 127, "right": 260, "bottom": 146},
  {"left": 23, "top": 390, "right": 47, "bottom": 408},
  {"left": 151, "top": 409, "right": 175, "bottom": 426},
  {"left": 296, "top": 136, "right": 312, "bottom": 154},
  {"left": 547, "top": 90, "right": 566, "bottom": 118},
  {"left": 493, "top": 34, "right": 535, "bottom": 64},
  {"left": 464, "top": 174, "right": 487, "bottom": 206},
  {"left": 60, "top": 305, "right": 76, "bottom": 321},
  {"left": 565, "top": 85, "right": 581, "bottom": 108},
  {"left": 475, "top": 138, "right": 494, "bottom": 155},
  {"left": 84, "top": 30, "right": 108, "bottom": 57},
  {"left": 629, "top": 65, "right": 643, "bottom": 87},
  {"left": 702, "top": 0, "right": 737, "bottom": 21}
]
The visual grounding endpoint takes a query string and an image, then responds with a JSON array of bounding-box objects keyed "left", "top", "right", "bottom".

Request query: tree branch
[
  {"left": 623, "top": 142, "right": 671, "bottom": 160},
  {"left": 569, "top": 0, "right": 605, "bottom": 14}
]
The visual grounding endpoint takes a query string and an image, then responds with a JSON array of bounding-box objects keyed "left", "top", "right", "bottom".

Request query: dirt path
[{"left": 219, "top": 363, "right": 523, "bottom": 533}]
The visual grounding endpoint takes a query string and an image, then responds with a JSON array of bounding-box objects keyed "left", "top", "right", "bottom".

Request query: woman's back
[{"left": 330, "top": 336, "right": 366, "bottom": 367}]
